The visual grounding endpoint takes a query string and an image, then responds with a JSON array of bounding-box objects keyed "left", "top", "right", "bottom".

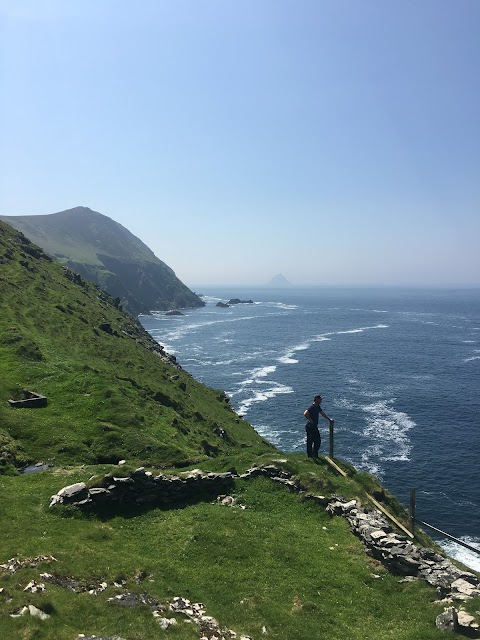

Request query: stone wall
[{"left": 50, "top": 463, "right": 480, "bottom": 630}]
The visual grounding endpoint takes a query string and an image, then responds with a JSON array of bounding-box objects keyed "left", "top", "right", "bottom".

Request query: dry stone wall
[{"left": 50, "top": 463, "right": 480, "bottom": 634}]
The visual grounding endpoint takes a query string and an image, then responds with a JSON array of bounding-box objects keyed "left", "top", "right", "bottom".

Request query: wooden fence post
[
  {"left": 409, "top": 488, "right": 416, "bottom": 535},
  {"left": 329, "top": 419, "right": 334, "bottom": 459}
]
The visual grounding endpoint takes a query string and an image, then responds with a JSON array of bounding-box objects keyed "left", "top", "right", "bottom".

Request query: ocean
[{"left": 140, "top": 286, "right": 480, "bottom": 571}]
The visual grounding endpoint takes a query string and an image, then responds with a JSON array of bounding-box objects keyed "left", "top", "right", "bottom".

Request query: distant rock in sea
[{"left": 269, "top": 273, "right": 291, "bottom": 286}]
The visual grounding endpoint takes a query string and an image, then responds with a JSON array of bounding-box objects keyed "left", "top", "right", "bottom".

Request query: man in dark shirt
[{"left": 303, "top": 394, "right": 333, "bottom": 458}]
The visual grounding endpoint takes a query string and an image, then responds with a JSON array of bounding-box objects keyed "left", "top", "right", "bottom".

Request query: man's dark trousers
[{"left": 306, "top": 425, "right": 321, "bottom": 457}]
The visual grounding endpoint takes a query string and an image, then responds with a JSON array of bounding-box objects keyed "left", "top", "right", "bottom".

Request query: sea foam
[{"left": 440, "top": 537, "right": 480, "bottom": 572}]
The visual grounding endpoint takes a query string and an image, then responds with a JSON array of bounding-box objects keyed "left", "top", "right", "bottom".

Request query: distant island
[{"left": 268, "top": 273, "right": 291, "bottom": 286}]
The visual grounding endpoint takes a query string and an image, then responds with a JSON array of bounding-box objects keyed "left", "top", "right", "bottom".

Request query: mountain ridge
[{"left": 0, "top": 206, "right": 204, "bottom": 314}]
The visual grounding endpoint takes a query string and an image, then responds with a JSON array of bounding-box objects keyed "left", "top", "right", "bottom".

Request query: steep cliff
[{"left": 0, "top": 206, "right": 204, "bottom": 314}]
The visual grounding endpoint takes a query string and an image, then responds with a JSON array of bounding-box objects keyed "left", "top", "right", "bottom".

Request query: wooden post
[
  {"left": 409, "top": 488, "right": 416, "bottom": 535},
  {"left": 329, "top": 419, "right": 334, "bottom": 459}
]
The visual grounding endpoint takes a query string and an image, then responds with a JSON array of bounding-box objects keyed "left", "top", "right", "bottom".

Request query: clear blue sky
[{"left": 1, "top": 0, "right": 479, "bottom": 286}]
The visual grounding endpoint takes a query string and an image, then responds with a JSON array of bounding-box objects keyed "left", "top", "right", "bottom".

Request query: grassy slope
[
  {"left": 0, "top": 220, "right": 271, "bottom": 470},
  {"left": 0, "top": 220, "right": 478, "bottom": 639}
]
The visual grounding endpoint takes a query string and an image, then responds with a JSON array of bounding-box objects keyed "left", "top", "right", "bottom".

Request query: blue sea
[{"left": 140, "top": 286, "right": 480, "bottom": 571}]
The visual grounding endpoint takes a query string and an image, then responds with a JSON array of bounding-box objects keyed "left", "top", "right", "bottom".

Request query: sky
[{"left": 1, "top": 0, "right": 479, "bottom": 287}]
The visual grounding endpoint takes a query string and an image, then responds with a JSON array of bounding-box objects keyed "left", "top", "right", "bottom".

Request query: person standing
[{"left": 303, "top": 394, "right": 333, "bottom": 458}]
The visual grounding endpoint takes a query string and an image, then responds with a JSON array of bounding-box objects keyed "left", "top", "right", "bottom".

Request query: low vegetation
[{"left": 0, "top": 220, "right": 478, "bottom": 639}]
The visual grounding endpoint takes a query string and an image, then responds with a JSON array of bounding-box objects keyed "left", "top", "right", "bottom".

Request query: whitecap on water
[
  {"left": 278, "top": 341, "right": 310, "bottom": 364},
  {"left": 463, "top": 355, "right": 480, "bottom": 363},
  {"left": 334, "top": 397, "right": 356, "bottom": 410},
  {"left": 359, "top": 399, "right": 415, "bottom": 468},
  {"left": 236, "top": 383, "right": 294, "bottom": 414},
  {"left": 440, "top": 537, "right": 480, "bottom": 572}
]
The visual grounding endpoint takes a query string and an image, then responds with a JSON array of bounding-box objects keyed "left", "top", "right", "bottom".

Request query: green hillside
[
  {"left": 0, "top": 207, "right": 204, "bottom": 314},
  {"left": 0, "top": 220, "right": 478, "bottom": 639},
  {"left": 0, "top": 220, "right": 270, "bottom": 471}
]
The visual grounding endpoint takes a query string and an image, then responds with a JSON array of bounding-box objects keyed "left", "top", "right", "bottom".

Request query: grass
[
  {"left": 1, "top": 220, "right": 478, "bottom": 639},
  {"left": 1, "top": 467, "right": 471, "bottom": 640},
  {"left": 0, "top": 220, "right": 272, "bottom": 471}
]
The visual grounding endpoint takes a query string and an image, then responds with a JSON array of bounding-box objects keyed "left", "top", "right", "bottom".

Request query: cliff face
[{"left": 0, "top": 206, "right": 204, "bottom": 314}]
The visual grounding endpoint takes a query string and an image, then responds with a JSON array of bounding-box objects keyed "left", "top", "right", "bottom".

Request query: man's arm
[
  {"left": 304, "top": 409, "right": 311, "bottom": 422},
  {"left": 320, "top": 409, "right": 333, "bottom": 422}
]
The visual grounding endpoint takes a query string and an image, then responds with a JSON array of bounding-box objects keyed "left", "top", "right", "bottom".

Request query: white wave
[
  {"left": 252, "top": 424, "right": 297, "bottom": 447},
  {"left": 440, "top": 537, "right": 480, "bottom": 572},
  {"left": 338, "top": 328, "right": 365, "bottom": 334},
  {"left": 148, "top": 314, "right": 259, "bottom": 343},
  {"left": 237, "top": 383, "right": 294, "bottom": 414},
  {"left": 360, "top": 399, "right": 415, "bottom": 464},
  {"left": 314, "top": 324, "right": 389, "bottom": 341},
  {"left": 463, "top": 340, "right": 476, "bottom": 343},
  {"left": 357, "top": 445, "right": 383, "bottom": 476},
  {"left": 334, "top": 397, "right": 356, "bottom": 410},
  {"left": 263, "top": 301, "right": 298, "bottom": 310},
  {"left": 361, "top": 389, "right": 387, "bottom": 398},
  {"left": 463, "top": 356, "right": 480, "bottom": 363},
  {"left": 278, "top": 341, "right": 310, "bottom": 364},
  {"left": 251, "top": 365, "right": 277, "bottom": 378}
]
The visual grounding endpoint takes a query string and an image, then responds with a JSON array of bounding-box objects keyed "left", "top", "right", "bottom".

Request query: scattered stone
[
  {"left": 10, "top": 605, "right": 50, "bottom": 620},
  {"left": 0, "top": 555, "right": 57, "bottom": 573},
  {"left": 458, "top": 610, "right": 478, "bottom": 629},
  {"left": 153, "top": 613, "right": 178, "bottom": 629},
  {"left": 108, "top": 592, "right": 160, "bottom": 608},
  {"left": 436, "top": 607, "right": 459, "bottom": 632},
  {"left": 23, "top": 580, "right": 46, "bottom": 593},
  {"left": 41, "top": 573, "right": 108, "bottom": 594},
  {"left": 49, "top": 482, "right": 88, "bottom": 507}
]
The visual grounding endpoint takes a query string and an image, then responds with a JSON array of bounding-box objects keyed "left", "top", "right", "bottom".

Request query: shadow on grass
[{"left": 54, "top": 482, "right": 235, "bottom": 522}]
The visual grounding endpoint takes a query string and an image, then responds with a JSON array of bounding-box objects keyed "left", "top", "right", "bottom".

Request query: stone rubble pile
[
  {"left": 324, "top": 496, "right": 480, "bottom": 635},
  {"left": 323, "top": 497, "right": 480, "bottom": 601},
  {"left": 107, "top": 593, "right": 252, "bottom": 639},
  {"left": 0, "top": 554, "right": 57, "bottom": 573}
]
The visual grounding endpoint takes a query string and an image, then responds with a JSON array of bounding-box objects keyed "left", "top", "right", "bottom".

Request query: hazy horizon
[
  {"left": 188, "top": 282, "right": 480, "bottom": 290},
  {"left": 1, "top": 1, "right": 479, "bottom": 287}
]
